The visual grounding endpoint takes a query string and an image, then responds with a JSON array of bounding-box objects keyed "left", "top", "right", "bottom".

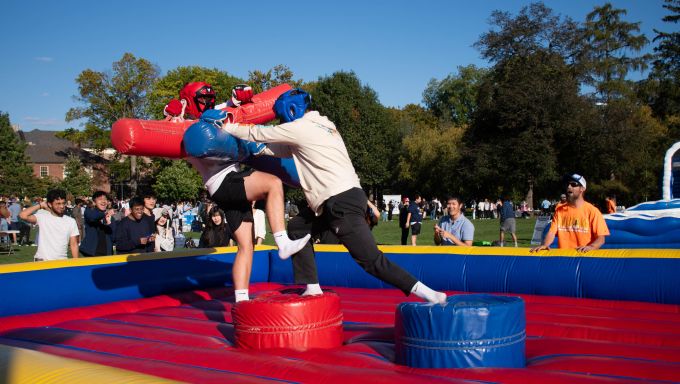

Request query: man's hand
[
  {"left": 530, "top": 245, "right": 550, "bottom": 252},
  {"left": 163, "top": 99, "right": 184, "bottom": 118},
  {"left": 231, "top": 84, "right": 253, "bottom": 106},
  {"left": 576, "top": 245, "right": 594, "bottom": 253}
]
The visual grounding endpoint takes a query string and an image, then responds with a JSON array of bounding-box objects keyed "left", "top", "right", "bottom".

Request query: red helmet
[{"left": 179, "top": 82, "right": 216, "bottom": 119}]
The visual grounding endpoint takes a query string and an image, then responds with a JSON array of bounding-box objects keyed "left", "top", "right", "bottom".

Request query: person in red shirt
[{"left": 531, "top": 174, "right": 610, "bottom": 253}]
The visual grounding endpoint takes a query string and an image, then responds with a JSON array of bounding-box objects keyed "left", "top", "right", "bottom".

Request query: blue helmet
[{"left": 274, "top": 89, "right": 311, "bottom": 123}]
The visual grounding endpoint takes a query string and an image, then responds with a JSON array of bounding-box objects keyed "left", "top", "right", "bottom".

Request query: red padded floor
[{"left": 1, "top": 282, "right": 679, "bottom": 383}]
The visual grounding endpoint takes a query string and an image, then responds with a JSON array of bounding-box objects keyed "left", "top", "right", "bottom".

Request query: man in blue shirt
[
  {"left": 499, "top": 195, "right": 517, "bottom": 247},
  {"left": 434, "top": 196, "right": 474, "bottom": 246},
  {"left": 405, "top": 194, "right": 423, "bottom": 246}
]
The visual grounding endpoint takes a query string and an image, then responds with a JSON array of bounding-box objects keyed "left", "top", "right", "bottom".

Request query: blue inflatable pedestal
[{"left": 395, "top": 294, "right": 526, "bottom": 368}]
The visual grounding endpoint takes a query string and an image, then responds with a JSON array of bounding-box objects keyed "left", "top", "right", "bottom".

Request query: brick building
[{"left": 19, "top": 130, "right": 111, "bottom": 192}]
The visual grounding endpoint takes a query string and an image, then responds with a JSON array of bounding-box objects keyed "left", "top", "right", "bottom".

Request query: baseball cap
[
  {"left": 154, "top": 206, "right": 171, "bottom": 221},
  {"left": 565, "top": 174, "right": 587, "bottom": 189}
]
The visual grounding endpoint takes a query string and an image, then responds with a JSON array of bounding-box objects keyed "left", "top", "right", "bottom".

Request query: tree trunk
[
  {"left": 130, "top": 155, "right": 138, "bottom": 195},
  {"left": 525, "top": 177, "right": 534, "bottom": 213}
]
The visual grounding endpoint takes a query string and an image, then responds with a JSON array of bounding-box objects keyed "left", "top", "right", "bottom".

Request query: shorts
[
  {"left": 501, "top": 218, "right": 516, "bottom": 233},
  {"left": 210, "top": 168, "right": 254, "bottom": 233},
  {"left": 410, "top": 222, "right": 422, "bottom": 235}
]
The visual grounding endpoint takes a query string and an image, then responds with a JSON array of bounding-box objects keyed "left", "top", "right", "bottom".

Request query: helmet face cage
[
  {"left": 194, "top": 85, "right": 216, "bottom": 114},
  {"left": 180, "top": 82, "right": 215, "bottom": 118}
]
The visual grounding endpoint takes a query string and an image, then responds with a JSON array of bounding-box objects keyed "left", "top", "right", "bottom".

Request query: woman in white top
[{"left": 154, "top": 209, "right": 175, "bottom": 252}]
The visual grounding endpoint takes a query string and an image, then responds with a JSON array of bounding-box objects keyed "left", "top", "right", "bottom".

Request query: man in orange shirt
[{"left": 530, "top": 174, "right": 609, "bottom": 253}]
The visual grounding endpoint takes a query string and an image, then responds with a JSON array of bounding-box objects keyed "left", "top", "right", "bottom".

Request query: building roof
[{"left": 20, "top": 130, "right": 107, "bottom": 164}]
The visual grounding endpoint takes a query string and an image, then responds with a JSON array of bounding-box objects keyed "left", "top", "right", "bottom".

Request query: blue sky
[{"left": 0, "top": 0, "right": 672, "bottom": 132}]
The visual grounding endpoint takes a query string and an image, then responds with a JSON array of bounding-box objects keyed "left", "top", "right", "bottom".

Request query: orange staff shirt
[{"left": 548, "top": 202, "right": 610, "bottom": 249}]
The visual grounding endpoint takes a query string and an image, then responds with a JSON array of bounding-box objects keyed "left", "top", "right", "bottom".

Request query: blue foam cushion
[{"left": 395, "top": 294, "right": 526, "bottom": 368}]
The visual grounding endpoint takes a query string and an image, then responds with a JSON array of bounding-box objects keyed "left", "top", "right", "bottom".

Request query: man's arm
[
  {"left": 577, "top": 235, "right": 606, "bottom": 253},
  {"left": 438, "top": 228, "right": 471, "bottom": 246},
  {"left": 83, "top": 207, "right": 106, "bottom": 225},
  {"left": 70, "top": 235, "right": 79, "bottom": 259},
  {"left": 222, "top": 121, "right": 298, "bottom": 145},
  {"left": 434, "top": 227, "right": 443, "bottom": 245},
  {"left": 18, "top": 201, "right": 47, "bottom": 225},
  {"left": 405, "top": 212, "right": 411, "bottom": 228},
  {"left": 530, "top": 230, "right": 555, "bottom": 252}
]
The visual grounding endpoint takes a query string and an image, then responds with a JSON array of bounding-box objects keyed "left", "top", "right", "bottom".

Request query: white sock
[
  {"left": 302, "top": 283, "right": 323, "bottom": 296},
  {"left": 274, "top": 231, "right": 311, "bottom": 260},
  {"left": 411, "top": 281, "right": 447, "bottom": 304},
  {"left": 235, "top": 289, "right": 249, "bottom": 302}
]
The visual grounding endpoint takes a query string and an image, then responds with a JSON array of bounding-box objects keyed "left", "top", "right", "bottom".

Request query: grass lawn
[{"left": 1, "top": 216, "right": 539, "bottom": 265}]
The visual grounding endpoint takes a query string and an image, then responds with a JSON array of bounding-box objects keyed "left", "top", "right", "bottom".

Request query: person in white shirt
[
  {"left": 220, "top": 88, "right": 446, "bottom": 304},
  {"left": 20, "top": 189, "right": 79, "bottom": 261}
]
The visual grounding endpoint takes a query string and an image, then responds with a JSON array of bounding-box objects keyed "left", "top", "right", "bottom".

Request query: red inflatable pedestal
[{"left": 232, "top": 291, "right": 343, "bottom": 351}]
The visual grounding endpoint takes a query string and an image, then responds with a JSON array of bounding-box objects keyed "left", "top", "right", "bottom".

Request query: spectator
[
  {"left": 0, "top": 200, "right": 9, "bottom": 237},
  {"left": 520, "top": 200, "right": 530, "bottom": 218},
  {"left": 387, "top": 200, "right": 395, "bottom": 221},
  {"left": 399, "top": 197, "right": 410, "bottom": 245},
  {"left": 406, "top": 194, "right": 423, "bottom": 246},
  {"left": 114, "top": 197, "right": 155, "bottom": 254},
  {"left": 531, "top": 174, "right": 610, "bottom": 253},
  {"left": 199, "top": 206, "right": 232, "bottom": 247},
  {"left": 7, "top": 197, "right": 22, "bottom": 244},
  {"left": 434, "top": 196, "right": 474, "bottom": 246},
  {"left": 557, "top": 194, "right": 568, "bottom": 208},
  {"left": 19, "top": 189, "right": 79, "bottom": 261},
  {"left": 252, "top": 200, "right": 266, "bottom": 245},
  {"left": 72, "top": 198, "right": 86, "bottom": 244},
  {"left": 499, "top": 195, "right": 517, "bottom": 247},
  {"left": 366, "top": 199, "right": 380, "bottom": 230},
  {"left": 154, "top": 207, "right": 175, "bottom": 252},
  {"left": 605, "top": 194, "right": 617, "bottom": 214},
  {"left": 79, "top": 191, "right": 115, "bottom": 256},
  {"left": 540, "top": 198, "right": 551, "bottom": 215}
]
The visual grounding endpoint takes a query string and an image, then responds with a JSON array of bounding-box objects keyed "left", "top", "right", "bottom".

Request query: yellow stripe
[
  {"left": 0, "top": 246, "right": 245, "bottom": 274},
  {"left": 3, "top": 244, "right": 678, "bottom": 275},
  {"left": 0, "top": 345, "right": 182, "bottom": 384},
  {"left": 313, "top": 244, "right": 680, "bottom": 259}
]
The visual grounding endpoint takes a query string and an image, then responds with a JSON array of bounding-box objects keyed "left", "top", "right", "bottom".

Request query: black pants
[
  {"left": 401, "top": 227, "right": 410, "bottom": 245},
  {"left": 287, "top": 188, "right": 417, "bottom": 295}
]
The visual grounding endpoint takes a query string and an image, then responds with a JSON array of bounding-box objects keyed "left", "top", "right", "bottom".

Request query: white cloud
[
  {"left": 40, "top": 92, "right": 50, "bottom": 97},
  {"left": 23, "top": 116, "right": 63, "bottom": 127},
  {"left": 34, "top": 56, "right": 54, "bottom": 62}
]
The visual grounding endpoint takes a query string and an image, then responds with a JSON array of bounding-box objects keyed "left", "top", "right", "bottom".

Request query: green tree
[
  {"left": 397, "top": 105, "right": 466, "bottom": 197},
  {"left": 147, "top": 66, "right": 243, "bottom": 120},
  {"left": 580, "top": 3, "right": 651, "bottom": 102},
  {"left": 468, "top": 3, "right": 586, "bottom": 202},
  {"left": 152, "top": 160, "right": 203, "bottom": 202},
  {"left": 66, "top": 53, "right": 159, "bottom": 194},
  {"left": 311, "top": 71, "right": 395, "bottom": 194},
  {"left": 423, "top": 65, "right": 489, "bottom": 125},
  {"left": 248, "top": 64, "right": 302, "bottom": 93},
  {"left": 475, "top": 3, "right": 581, "bottom": 65},
  {"left": 464, "top": 51, "right": 583, "bottom": 199},
  {"left": 0, "top": 112, "right": 39, "bottom": 197},
  {"left": 645, "top": 0, "right": 680, "bottom": 142},
  {"left": 58, "top": 155, "right": 92, "bottom": 198},
  {"left": 66, "top": 52, "right": 160, "bottom": 149}
]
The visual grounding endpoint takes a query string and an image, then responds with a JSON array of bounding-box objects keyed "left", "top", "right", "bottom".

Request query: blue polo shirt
[{"left": 437, "top": 214, "right": 474, "bottom": 246}]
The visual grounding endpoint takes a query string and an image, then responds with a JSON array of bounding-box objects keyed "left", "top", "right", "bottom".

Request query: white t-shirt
[
  {"left": 34, "top": 210, "right": 80, "bottom": 261},
  {"left": 253, "top": 209, "right": 266, "bottom": 240}
]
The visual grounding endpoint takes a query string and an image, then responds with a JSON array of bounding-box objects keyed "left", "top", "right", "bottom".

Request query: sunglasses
[{"left": 567, "top": 181, "right": 581, "bottom": 187}]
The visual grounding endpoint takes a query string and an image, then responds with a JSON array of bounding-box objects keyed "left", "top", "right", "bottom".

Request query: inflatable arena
[
  {"left": 1, "top": 244, "right": 679, "bottom": 383},
  {"left": 3, "top": 86, "right": 677, "bottom": 383}
]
